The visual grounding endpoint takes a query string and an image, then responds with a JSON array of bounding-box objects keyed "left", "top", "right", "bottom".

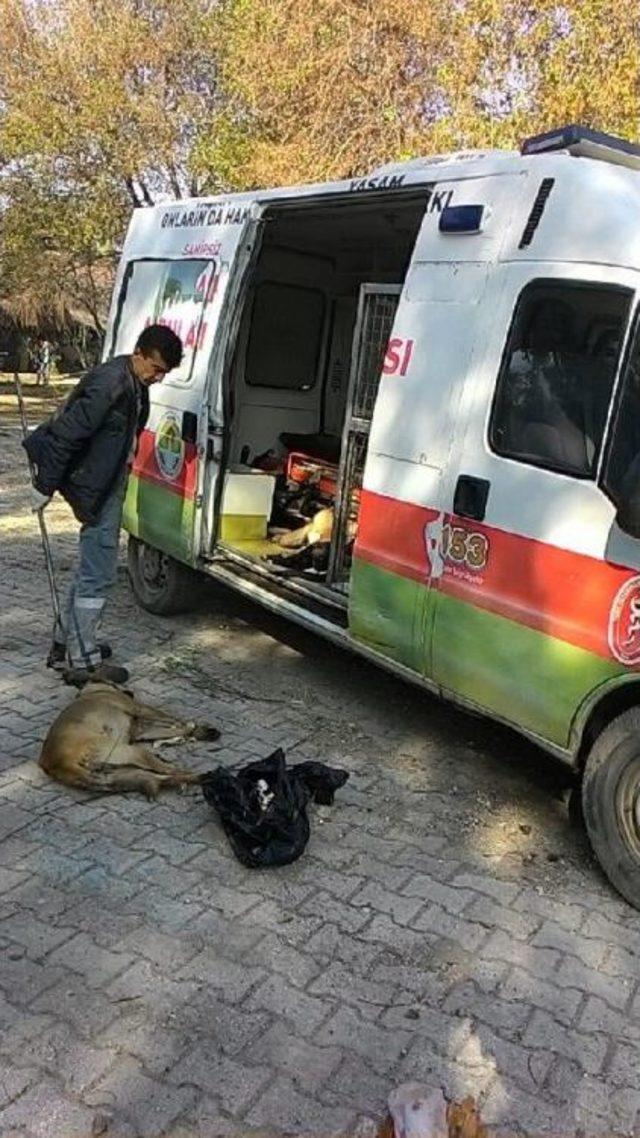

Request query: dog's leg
[
  {"left": 102, "top": 742, "right": 202, "bottom": 786},
  {"left": 278, "top": 521, "right": 312, "bottom": 549},
  {"left": 130, "top": 707, "right": 220, "bottom": 744},
  {"left": 129, "top": 700, "right": 186, "bottom": 726},
  {"left": 88, "top": 768, "right": 165, "bottom": 799},
  {"left": 131, "top": 718, "right": 190, "bottom": 744}
]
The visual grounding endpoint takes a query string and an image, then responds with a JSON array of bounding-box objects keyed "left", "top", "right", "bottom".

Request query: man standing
[
  {"left": 37, "top": 339, "right": 52, "bottom": 385},
  {"left": 24, "top": 324, "right": 183, "bottom": 686}
]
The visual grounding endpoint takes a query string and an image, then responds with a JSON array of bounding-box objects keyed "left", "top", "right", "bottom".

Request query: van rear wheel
[
  {"left": 127, "top": 536, "right": 199, "bottom": 616},
  {"left": 582, "top": 707, "right": 640, "bottom": 909}
]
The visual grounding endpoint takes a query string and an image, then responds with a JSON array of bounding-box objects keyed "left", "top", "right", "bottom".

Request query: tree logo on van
[
  {"left": 608, "top": 576, "right": 640, "bottom": 666},
  {"left": 154, "top": 413, "right": 185, "bottom": 482}
]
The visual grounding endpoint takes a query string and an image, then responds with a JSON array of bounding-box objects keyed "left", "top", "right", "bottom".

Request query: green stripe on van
[
  {"left": 350, "top": 558, "right": 621, "bottom": 747},
  {"left": 123, "top": 474, "right": 195, "bottom": 564},
  {"left": 349, "top": 557, "right": 430, "bottom": 673}
]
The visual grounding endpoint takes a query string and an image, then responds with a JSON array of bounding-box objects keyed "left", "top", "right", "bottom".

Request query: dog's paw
[{"left": 191, "top": 724, "right": 221, "bottom": 742}]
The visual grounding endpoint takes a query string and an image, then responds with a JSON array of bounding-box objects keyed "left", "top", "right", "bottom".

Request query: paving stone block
[
  {"left": 86, "top": 1056, "right": 195, "bottom": 1136},
  {"left": 168, "top": 1047, "right": 271, "bottom": 1115},
  {"left": 532, "top": 919, "right": 609, "bottom": 970},
  {"left": 442, "top": 981, "right": 531, "bottom": 1041},
  {"left": 0, "top": 1079, "right": 97, "bottom": 1138},
  {"left": 0, "top": 1066, "right": 39, "bottom": 1108},
  {"left": 31, "top": 976, "right": 124, "bottom": 1038},
  {"left": 245, "top": 1074, "right": 356, "bottom": 1134},
  {"left": 608, "top": 1039, "right": 640, "bottom": 1087},
  {"left": 412, "top": 904, "right": 489, "bottom": 954},
  {"left": 402, "top": 875, "right": 475, "bottom": 914},
  {"left": 1, "top": 912, "right": 76, "bottom": 962},
  {"left": 305, "top": 926, "right": 382, "bottom": 978},
  {"left": 464, "top": 895, "right": 541, "bottom": 940},
  {"left": 47, "top": 933, "right": 134, "bottom": 988},
  {"left": 482, "top": 929, "right": 561, "bottom": 980},
  {"left": 350, "top": 880, "right": 424, "bottom": 927},
  {"left": 309, "top": 961, "right": 398, "bottom": 1020},
  {"left": 578, "top": 993, "right": 640, "bottom": 1043},
  {"left": 459, "top": 1023, "right": 553, "bottom": 1096},
  {"left": 449, "top": 872, "right": 521, "bottom": 906},
  {"left": 240, "top": 899, "right": 324, "bottom": 945},
  {"left": 246, "top": 1021, "right": 342, "bottom": 1092},
  {"left": 243, "top": 932, "right": 322, "bottom": 988},
  {"left": 602, "top": 941, "right": 640, "bottom": 982},
  {"left": 245, "top": 974, "right": 332, "bottom": 1036},
  {"left": 522, "top": 1009, "right": 608, "bottom": 1076},
  {"left": 555, "top": 955, "right": 633, "bottom": 1010},
  {"left": 178, "top": 949, "right": 265, "bottom": 1002},
  {"left": 498, "top": 966, "right": 582, "bottom": 1026},
  {"left": 0, "top": 952, "right": 66, "bottom": 1006},
  {"left": 320, "top": 1054, "right": 389, "bottom": 1115},
  {"left": 316, "top": 1006, "right": 412, "bottom": 1074}
]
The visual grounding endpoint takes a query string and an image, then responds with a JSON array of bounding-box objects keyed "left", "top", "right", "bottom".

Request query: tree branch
[
  {"left": 124, "top": 177, "right": 141, "bottom": 208},
  {"left": 168, "top": 162, "right": 183, "bottom": 199},
  {"left": 138, "top": 177, "right": 154, "bottom": 206}
]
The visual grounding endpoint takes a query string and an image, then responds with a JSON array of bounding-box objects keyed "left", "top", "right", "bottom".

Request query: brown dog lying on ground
[{"left": 39, "top": 681, "right": 219, "bottom": 798}]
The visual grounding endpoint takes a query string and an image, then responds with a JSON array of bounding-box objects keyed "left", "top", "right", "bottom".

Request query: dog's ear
[
  {"left": 376, "top": 1114, "right": 394, "bottom": 1138},
  {"left": 447, "top": 1097, "right": 488, "bottom": 1138}
]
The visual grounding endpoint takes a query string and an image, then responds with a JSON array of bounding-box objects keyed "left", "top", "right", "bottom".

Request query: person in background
[{"left": 36, "top": 339, "right": 52, "bottom": 385}]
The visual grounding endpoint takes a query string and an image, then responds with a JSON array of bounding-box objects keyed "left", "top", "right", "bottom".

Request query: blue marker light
[{"left": 439, "top": 204, "right": 485, "bottom": 234}]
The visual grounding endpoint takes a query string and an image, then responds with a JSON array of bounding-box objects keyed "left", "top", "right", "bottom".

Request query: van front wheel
[
  {"left": 582, "top": 707, "right": 640, "bottom": 910},
  {"left": 127, "top": 536, "right": 198, "bottom": 616}
]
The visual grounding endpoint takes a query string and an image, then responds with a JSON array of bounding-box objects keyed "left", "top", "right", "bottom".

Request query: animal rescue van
[{"left": 105, "top": 125, "right": 640, "bottom": 907}]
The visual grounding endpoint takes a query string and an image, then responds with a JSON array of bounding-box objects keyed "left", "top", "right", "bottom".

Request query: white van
[{"left": 105, "top": 125, "right": 640, "bottom": 908}]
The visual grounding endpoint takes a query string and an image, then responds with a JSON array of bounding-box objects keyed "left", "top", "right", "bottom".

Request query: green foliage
[{"left": 0, "top": 0, "right": 638, "bottom": 328}]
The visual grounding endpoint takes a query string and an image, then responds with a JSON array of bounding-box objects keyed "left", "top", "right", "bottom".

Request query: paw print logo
[
  {"left": 609, "top": 576, "right": 640, "bottom": 666},
  {"left": 424, "top": 513, "right": 445, "bottom": 581}
]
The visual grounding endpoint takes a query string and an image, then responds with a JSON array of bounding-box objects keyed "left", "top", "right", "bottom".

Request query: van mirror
[
  {"left": 601, "top": 317, "right": 640, "bottom": 537},
  {"left": 615, "top": 496, "right": 640, "bottom": 539},
  {"left": 607, "top": 450, "right": 640, "bottom": 537},
  {"left": 614, "top": 502, "right": 640, "bottom": 537}
]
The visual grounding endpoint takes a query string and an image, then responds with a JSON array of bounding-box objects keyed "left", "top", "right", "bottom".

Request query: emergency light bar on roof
[{"left": 521, "top": 125, "right": 640, "bottom": 171}]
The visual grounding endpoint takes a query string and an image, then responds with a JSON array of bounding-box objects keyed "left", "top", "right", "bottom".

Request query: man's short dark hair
[{"left": 136, "top": 324, "right": 183, "bottom": 370}]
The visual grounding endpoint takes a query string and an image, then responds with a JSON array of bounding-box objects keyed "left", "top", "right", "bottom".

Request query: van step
[
  {"left": 203, "top": 555, "right": 349, "bottom": 629},
  {"left": 212, "top": 543, "right": 348, "bottom": 611}
]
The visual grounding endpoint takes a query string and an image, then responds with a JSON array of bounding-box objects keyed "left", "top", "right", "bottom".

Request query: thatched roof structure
[{"left": 0, "top": 257, "right": 114, "bottom": 333}]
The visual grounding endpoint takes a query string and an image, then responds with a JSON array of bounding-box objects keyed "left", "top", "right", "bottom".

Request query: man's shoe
[
  {"left": 47, "top": 641, "right": 113, "bottom": 671},
  {"left": 62, "top": 662, "right": 130, "bottom": 688}
]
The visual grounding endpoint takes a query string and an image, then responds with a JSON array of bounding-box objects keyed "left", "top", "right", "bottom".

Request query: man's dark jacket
[{"left": 23, "top": 355, "right": 149, "bottom": 525}]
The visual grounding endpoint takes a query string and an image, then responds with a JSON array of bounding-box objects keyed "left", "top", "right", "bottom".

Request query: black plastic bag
[{"left": 200, "top": 748, "right": 349, "bottom": 868}]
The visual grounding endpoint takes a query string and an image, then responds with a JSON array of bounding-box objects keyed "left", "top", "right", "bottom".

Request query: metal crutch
[{"left": 14, "top": 372, "right": 62, "bottom": 634}]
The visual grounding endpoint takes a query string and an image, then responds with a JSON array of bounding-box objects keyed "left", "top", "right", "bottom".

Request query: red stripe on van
[
  {"left": 356, "top": 489, "right": 636, "bottom": 662},
  {"left": 131, "top": 428, "right": 197, "bottom": 500}
]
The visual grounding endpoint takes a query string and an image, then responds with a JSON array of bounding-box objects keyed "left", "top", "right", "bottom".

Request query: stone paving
[{"left": 1, "top": 381, "right": 640, "bottom": 1137}]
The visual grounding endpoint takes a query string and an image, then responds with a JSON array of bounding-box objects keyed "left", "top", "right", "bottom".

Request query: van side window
[
  {"left": 111, "top": 258, "right": 216, "bottom": 384},
  {"left": 246, "top": 282, "right": 325, "bottom": 390},
  {"left": 489, "top": 282, "right": 631, "bottom": 477}
]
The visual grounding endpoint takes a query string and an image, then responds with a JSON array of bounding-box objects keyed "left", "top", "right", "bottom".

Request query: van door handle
[
  {"left": 453, "top": 474, "right": 490, "bottom": 522},
  {"left": 181, "top": 411, "right": 198, "bottom": 444}
]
